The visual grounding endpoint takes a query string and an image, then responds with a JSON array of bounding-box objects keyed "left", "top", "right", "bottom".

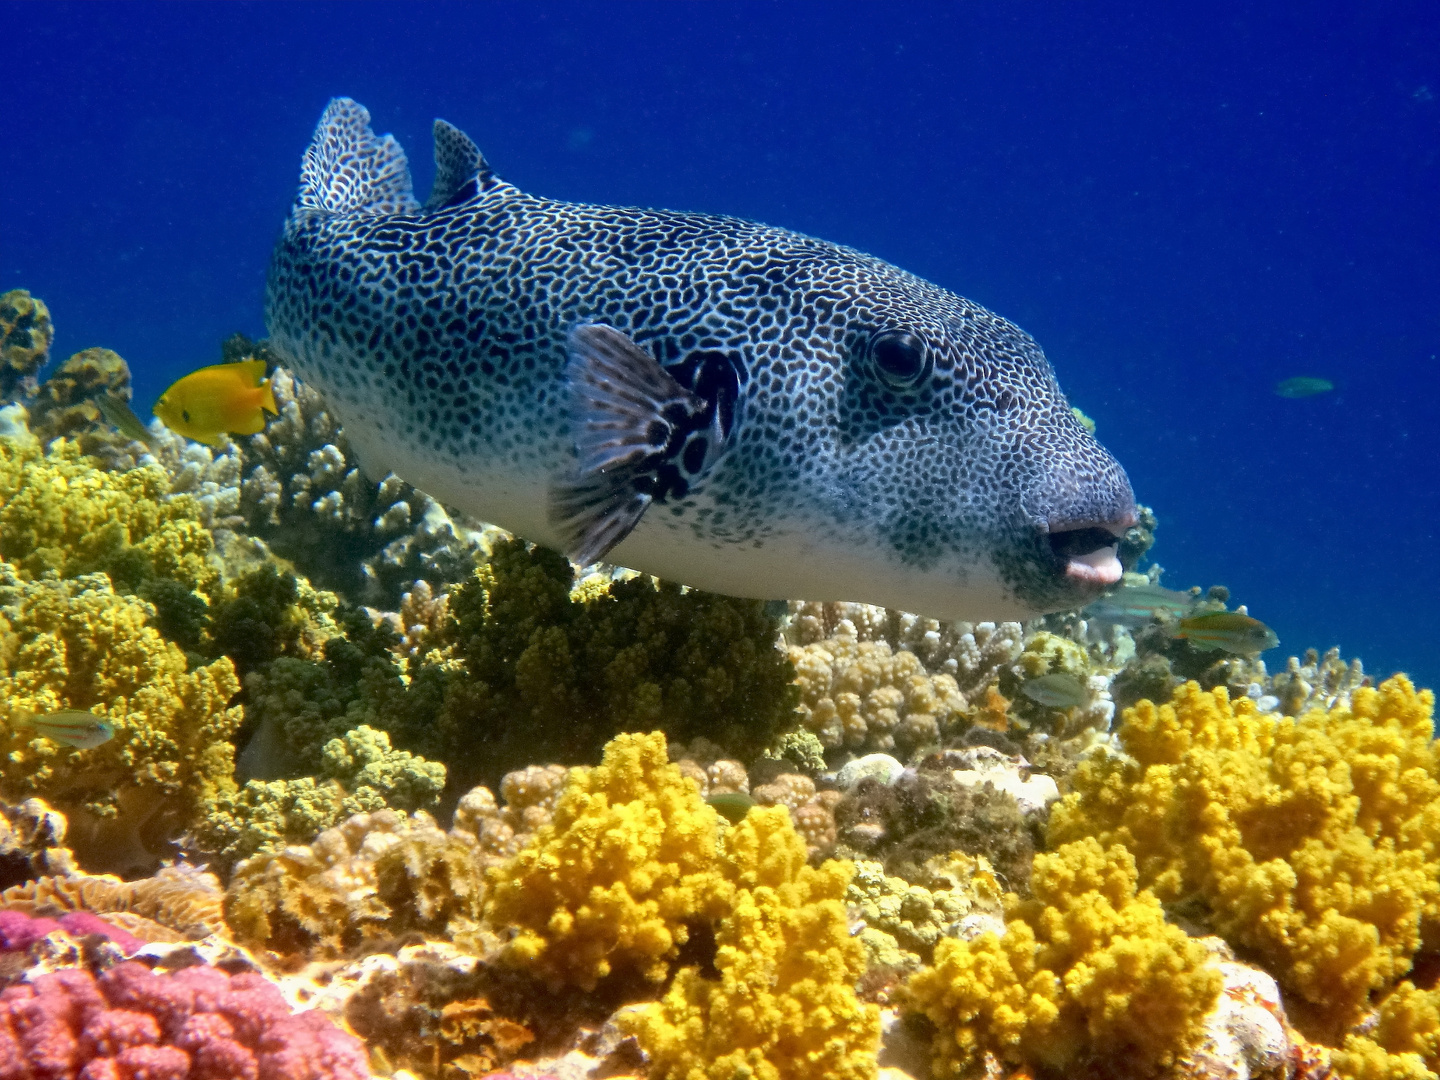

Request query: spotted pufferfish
[{"left": 266, "top": 98, "right": 1137, "bottom": 619}]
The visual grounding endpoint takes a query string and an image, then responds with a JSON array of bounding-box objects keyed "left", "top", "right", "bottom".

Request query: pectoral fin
[{"left": 550, "top": 323, "right": 714, "bottom": 566}]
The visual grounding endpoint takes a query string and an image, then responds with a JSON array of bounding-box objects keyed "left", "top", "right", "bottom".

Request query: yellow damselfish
[{"left": 152, "top": 359, "right": 278, "bottom": 446}]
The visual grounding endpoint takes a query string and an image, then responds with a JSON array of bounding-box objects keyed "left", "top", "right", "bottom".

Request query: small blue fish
[
  {"left": 15, "top": 710, "right": 115, "bottom": 749},
  {"left": 1021, "top": 673, "right": 1088, "bottom": 709},
  {"left": 1083, "top": 582, "right": 1195, "bottom": 629}
]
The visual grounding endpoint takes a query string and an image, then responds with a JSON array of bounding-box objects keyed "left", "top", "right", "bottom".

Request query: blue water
[{"left": 4, "top": 2, "right": 1437, "bottom": 690}]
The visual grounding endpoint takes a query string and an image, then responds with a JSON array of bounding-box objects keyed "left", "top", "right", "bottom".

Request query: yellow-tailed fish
[
  {"left": 1274, "top": 376, "right": 1334, "bottom": 399},
  {"left": 1083, "top": 582, "right": 1195, "bottom": 629},
  {"left": 94, "top": 392, "right": 158, "bottom": 450},
  {"left": 15, "top": 710, "right": 116, "bottom": 749},
  {"left": 705, "top": 791, "right": 756, "bottom": 824},
  {"left": 1021, "top": 673, "right": 1088, "bottom": 708},
  {"left": 152, "top": 359, "right": 278, "bottom": 446},
  {"left": 1173, "top": 612, "right": 1279, "bottom": 655}
]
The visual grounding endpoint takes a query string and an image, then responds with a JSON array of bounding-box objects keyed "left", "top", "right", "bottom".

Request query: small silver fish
[
  {"left": 1083, "top": 582, "right": 1195, "bottom": 629},
  {"left": 1021, "top": 673, "right": 1088, "bottom": 709},
  {"left": 1173, "top": 612, "right": 1279, "bottom": 655},
  {"left": 15, "top": 710, "right": 116, "bottom": 749},
  {"left": 93, "top": 393, "right": 158, "bottom": 450},
  {"left": 1274, "top": 376, "right": 1334, "bottom": 399}
]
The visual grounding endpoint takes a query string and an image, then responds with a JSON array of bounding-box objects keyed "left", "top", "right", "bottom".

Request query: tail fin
[
  {"left": 295, "top": 98, "right": 419, "bottom": 217},
  {"left": 424, "top": 119, "right": 495, "bottom": 209},
  {"left": 258, "top": 378, "right": 279, "bottom": 416}
]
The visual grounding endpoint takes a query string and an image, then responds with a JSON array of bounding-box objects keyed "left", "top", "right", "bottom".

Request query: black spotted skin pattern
[{"left": 266, "top": 103, "right": 1136, "bottom": 619}]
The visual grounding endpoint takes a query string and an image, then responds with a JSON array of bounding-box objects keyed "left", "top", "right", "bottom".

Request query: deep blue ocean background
[{"left": 4, "top": 2, "right": 1437, "bottom": 691}]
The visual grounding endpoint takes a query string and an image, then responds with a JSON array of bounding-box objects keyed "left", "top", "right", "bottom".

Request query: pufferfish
[
  {"left": 265, "top": 98, "right": 1137, "bottom": 620},
  {"left": 152, "top": 359, "right": 278, "bottom": 446}
]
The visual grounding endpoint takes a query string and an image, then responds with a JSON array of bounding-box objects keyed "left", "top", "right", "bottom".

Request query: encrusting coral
[
  {"left": 1047, "top": 675, "right": 1440, "bottom": 1042},
  {"left": 621, "top": 805, "right": 882, "bottom": 1080},
  {"left": 0, "top": 562, "right": 242, "bottom": 874},
  {"left": 904, "top": 837, "right": 1221, "bottom": 1078},
  {"left": 483, "top": 731, "right": 730, "bottom": 991}
]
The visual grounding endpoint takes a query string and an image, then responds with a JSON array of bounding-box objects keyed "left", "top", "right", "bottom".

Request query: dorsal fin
[
  {"left": 424, "top": 119, "right": 495, "bottom": 209},
  {"left": 295, "top": 98, "right": 420, "bottom": 217}
]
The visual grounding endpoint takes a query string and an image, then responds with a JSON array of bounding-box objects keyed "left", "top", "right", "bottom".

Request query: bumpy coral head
[{"left": 807, "top": 269, "right": 1137, "bottom": 619}]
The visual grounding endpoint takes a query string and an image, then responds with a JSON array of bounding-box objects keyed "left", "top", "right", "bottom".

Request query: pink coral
[
  {"left": 0, "top": 908, "right": 144, "bottom": 955},
  {"left": 0, "top": 961, "right": 369, "bottom": 1080}
]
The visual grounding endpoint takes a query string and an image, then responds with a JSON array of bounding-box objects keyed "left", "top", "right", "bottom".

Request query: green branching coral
[
  {"left": 0, "top": 562, "right": 241, "bottom": 873},
  {"left": 441, "top": 539, "right": 797, "bottom": 791},
  {"left": 194, "top": 724, "right": 445, "bottom": 866},
  {"left": 0, "top": 436, "right": 217, "bottom": 600},
  {"left": 1047, "top": 675, "right": 1440, "bottom": 1042},
  {"left": 904, "top": 838, "right": 1221, "bottom": 1078},
  {"left": 622, "top": 805, "right": 881, "bottom": 1080}
]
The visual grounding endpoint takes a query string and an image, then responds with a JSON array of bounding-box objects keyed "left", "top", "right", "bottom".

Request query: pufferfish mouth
[{"left": 1044, "top": 516, "right": 1135, "bottom": 588}]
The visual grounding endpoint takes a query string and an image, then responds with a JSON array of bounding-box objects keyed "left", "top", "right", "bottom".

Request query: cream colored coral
[{"left": 790, "top": 628, "right": 965, "bottom": 753}]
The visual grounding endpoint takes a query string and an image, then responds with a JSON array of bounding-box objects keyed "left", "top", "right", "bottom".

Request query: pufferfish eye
[{"left": 867, "top": 329, "right": 932, "bottom": 390}]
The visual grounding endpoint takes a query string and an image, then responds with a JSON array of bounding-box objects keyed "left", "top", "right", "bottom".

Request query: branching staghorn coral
[
  {"left": 0, "top": 562, "right": 241, "bottom": 874},
  {"left": 904, "top": 837, "right": 1221, "bottom": 1078},
  {"left": 621, "top": 805, "right": 881, "bottom": 1080},
  {"left": 1047, "top": 675, "right": 1440, "bottom": 1042}
]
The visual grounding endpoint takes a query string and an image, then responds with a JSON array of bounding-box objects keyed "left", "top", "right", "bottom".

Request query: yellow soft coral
[
  {"left": 1333, "top": 981, "right": 1440, "bottom": 1080},
  {"left": 0, "top": 437, "right": 217, "bottom": 597},
  {"left": 1048, "top": 675, "right": 1440, "bottom": 1040},
  {"left": 0, "top": 563, "right": 241, "bottom": 873},
  {"left": 904, "top": 838, "right": 1220, "bottom": 1078},
  {"left": 623, "top": 805, "right": 880, "bottom": 1080},
  {"left": 483, "top": 731, "right": 730, "bottom": 990}
]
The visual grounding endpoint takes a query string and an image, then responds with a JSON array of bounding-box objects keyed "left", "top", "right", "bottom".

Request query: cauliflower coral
[
  {"left": 904, "top": 837, "right": 1220, "bottom": 1078},
  {"left": 1047, "top": 675, "right": 1440, "bottom": 1041},
  {"left": 622, "top": 805, "right": 881, "bottom": 1080}
]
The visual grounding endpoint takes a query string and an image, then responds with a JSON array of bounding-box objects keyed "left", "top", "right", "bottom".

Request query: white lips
[{"left": 1065, "top": 544, "right": 1122, "bottom": 586}]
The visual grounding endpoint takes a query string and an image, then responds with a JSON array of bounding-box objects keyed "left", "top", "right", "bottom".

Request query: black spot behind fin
[
  {"left": 424, "top": 119, "right": 494, "bottom": 209},
  {"left": 549, "top": 323, "right": 710, "bottom": 566}
]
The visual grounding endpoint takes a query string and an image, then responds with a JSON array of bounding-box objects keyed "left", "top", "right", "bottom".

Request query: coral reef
[
  {"left": 225, "top": 803, "right": 487, "bottom": 959},
  {"left": 484, "top": 731, "right": 730, "bottom": 991},
  {"left": 196, "top": 725, "right": 446, "bottom": 867},
  {"left": 904, "top": 837, "right": 1222, "bottom": 1078},
  {"left": 788, "top": 626, "right": 967, "bottom": 756},
  {"left": 751, "top": 772, "right": 842, "bottom": 855},
  {"left": 0, "top": 436, "right": 218, "bottom": 602},
  {"left": 0, "top": 959, "right": 369, "bottom": 1080},
  {"left": 440, "top": 540, "right": 797, "bottom": 791},
  {"left": 1048, "top": 675, "right": 1440, "bottom": 1041},
  {"left": 2, "top": 862, "right": 227, "bottom": 942},
  {"left": 832, "top": 759, "right": 1041, "bottom": 892},
  {"left": 0, "top": 289, "right": 53, "bottom": 400},
  {"left": 621, "top": 805, "right": 881, "bottom": 1080},
  {"left": 0, "top": 795, "right": 78, "bottom": 888},
  {"left": 25, "top": 347, "right": 134, "bottom": 451},
  {"left": 0, "top": 563, "right": 242, "bottom": 874}
]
